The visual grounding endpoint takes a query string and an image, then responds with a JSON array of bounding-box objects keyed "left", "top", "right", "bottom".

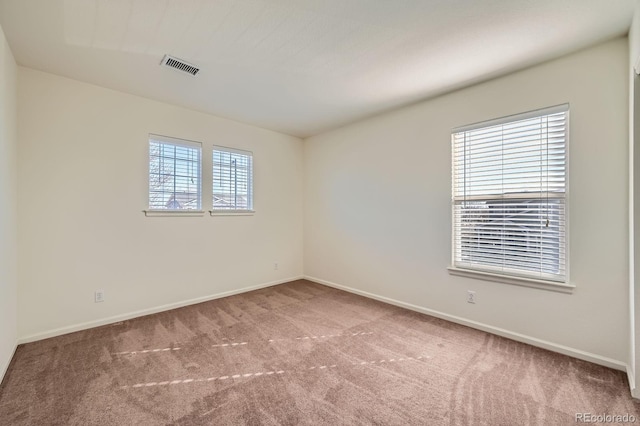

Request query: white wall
[
  {"left": 305, "top": 38, "right": 630, "bottom": 367},
  {"left": 17, "top": 68, "right": 304, "bottom": 341},
  {"left": 0, "top": 24, "right": 18, "bottom": 380}
]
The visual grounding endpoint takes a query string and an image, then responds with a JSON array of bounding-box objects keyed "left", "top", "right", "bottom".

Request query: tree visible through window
[
  {"left": 148, "top": 135, "right": 201, "bottom": 210},
  {"left": 451, "top": 105, "right": 568, "bottom": 283},
  {"left": 212, "top": 146, "right": 253, "bottom": 211}
]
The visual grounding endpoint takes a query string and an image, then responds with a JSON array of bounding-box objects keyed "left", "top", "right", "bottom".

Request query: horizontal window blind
[
  {"left": 212, "top": 147, "right": 253, "bottom": 211},
  {"left": 452, "top": 105, "right": 568, "bottom": 282},
  {"left": 149, "top": 135, "right": 202, "bottom": 210}
]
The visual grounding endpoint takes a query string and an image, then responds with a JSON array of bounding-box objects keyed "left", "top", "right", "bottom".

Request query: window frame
[
  {"left": 210, "top": 145, "right": 254, "bottom": 216},
  {"left": 144, "top": 134, "right": 204, "bottom": 217},
  {"left": 448, "top": 104, "right": 573, "bottom": 293}
]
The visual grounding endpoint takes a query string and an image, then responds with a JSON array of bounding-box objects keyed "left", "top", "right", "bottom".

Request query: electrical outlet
[
  {"left": 95, "top": 290, "right": 105, "bottom": 303},
  {"left": 467, "top": 290, "right": 476, "bottom": 304},
  {"left": 274, "top": 262, "right": 279, "bottom": 270}
]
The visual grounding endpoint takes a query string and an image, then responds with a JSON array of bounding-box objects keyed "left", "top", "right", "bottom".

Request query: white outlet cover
[{"left": 467, "top": 291, "right": 476, "bottom": 304}]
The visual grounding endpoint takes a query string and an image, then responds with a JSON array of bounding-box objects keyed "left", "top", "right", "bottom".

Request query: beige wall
[
  {"left": 304, "top": 38, "right": 630, "bottom": 367},
  {"left": 17, "top": 68, "right": 304, "bottom": 341},
  {"left": 0, "top": 24, "right": 18, "bottom": 380}
]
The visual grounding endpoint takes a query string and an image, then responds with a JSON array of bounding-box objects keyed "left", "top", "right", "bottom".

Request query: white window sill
[
  {"left": 209, "top": 210, "right": 255, "bottom": 216},
  {"left": 143, "top": 210, "right": 205, "bottom": 217},
  {"left": 447, "top": 266, "right": 575, "bottom": 294}
]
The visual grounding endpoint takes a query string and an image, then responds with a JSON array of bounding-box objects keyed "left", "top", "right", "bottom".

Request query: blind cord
[{"left": 546, "top": 116, "right": 549, "bottom": 228}]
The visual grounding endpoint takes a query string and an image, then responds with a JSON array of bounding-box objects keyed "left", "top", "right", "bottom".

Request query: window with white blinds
[
  {"left": 212, "top": 146, "right": 253, "bottom": 211},
  {"left": 148, "top": 135, "right": 202, "bottom": 210},
  {"left": 451, "top": 104, "right": 568, "bottom": 283}
]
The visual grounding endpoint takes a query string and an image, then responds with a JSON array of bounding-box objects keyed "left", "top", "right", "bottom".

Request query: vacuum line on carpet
[
  {"left": 212, "top": 342, "right": 248, "bottom": 348},
  {"left": 113, "top": 332, "right": 376, "bottom": 356},
  {"left": 113, "top": 347, "right": 181, "bottom": 355},
  {"left": 268, "top": 331, "right": 374, "bottom": 343}
]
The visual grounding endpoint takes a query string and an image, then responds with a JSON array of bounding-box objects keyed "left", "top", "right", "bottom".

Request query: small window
[
  {"left": 212, "top": 146, "right": 253, "bottom": 212},
  {"left": 451, "top": 105, "right": 568, "bottom": 284},
  {"left": 148, "top": 135, "right": 202, "bottom": 211}
]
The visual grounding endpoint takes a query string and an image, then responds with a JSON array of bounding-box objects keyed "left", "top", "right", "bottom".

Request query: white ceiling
[{"left": 0, "top": 0, "right": 636, "bottom": 137}]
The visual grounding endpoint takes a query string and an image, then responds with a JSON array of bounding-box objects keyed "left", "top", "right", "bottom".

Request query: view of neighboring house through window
[
  {"left": 148, "top": 135, "right": 202, "bottom": 210},
  {"left": 212, "top": 146, "right": 253, "bottom": 211},
  {"left": 451, "top": 104, "right": 568, "bottom": 283}
]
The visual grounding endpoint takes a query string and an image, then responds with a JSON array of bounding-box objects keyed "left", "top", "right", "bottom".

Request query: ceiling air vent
[{"left": 160, "top": 55, "right": 200, "bottom": 76}]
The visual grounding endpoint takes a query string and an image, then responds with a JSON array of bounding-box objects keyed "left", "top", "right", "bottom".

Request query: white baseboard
[
  {"left": 305, "top": 275, "right": 627, "bottom": 372},
  {"left": 0, "top": 341, "right": 18, "bottom": 385},
  {"left": 17, "top": 276, "right": 304, "bottom": 344},
  {"left": 627, "top": 365, "right": 638, "bottom": 399},
  {"left": 15, "top": 274, "right": 632, "bottom": 385}
]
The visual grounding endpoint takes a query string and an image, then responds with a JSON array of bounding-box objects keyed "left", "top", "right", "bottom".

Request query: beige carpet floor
[{"left": 0, "top": 279, "right": 638, "bottom": 425}]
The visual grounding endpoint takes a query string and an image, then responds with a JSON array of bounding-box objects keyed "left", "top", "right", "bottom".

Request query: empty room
[{"left": 2, "top": 0, "right": 640, "bottom": 424}]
